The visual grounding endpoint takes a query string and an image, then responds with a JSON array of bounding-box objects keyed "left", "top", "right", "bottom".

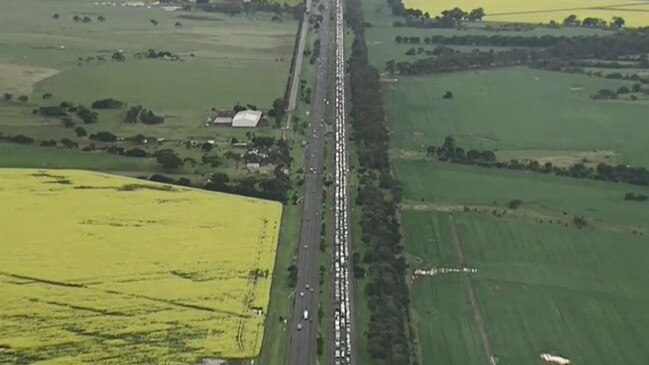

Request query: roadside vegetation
[
  {"left": 346, "top": 0, "right": 412, "bottom": 363},
  {"left": 359, "top": 0, "right": 649, "bottom": 364}
]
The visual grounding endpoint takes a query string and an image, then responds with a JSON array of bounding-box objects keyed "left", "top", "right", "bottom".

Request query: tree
[
  {"left": 42, "top": 93, "right": 53, "bottom": 100},
  {"left": 53, "top": 13, "right": 60, "bottom": 19},
  {"left": 201, "top": 142, "right": 213, "bottom": 152},
  {"left": 395, "top": 35, "right": 403, "bottom": 43},
  {"left": 77, "top": 106, "right": 98, "bottom": 124},
  {"left": 632, "top": 83, "right": 642, "bottom": 93},
  {"left": 443, "top": 91, "right": 454, "bottom": 99},
  {"left": 92, "top": 98, "right": 124, "bottom": 109},
  {"left": 155, "top": 150, "right": 183, "bottom": 170},
  {"left": 582, "top": 17, "right": 606, "bottom": 28},
  {"left": 3, "top": 93, "right": 12, "bottom": 101},
  {"left": 10, "top": 135, "right": 34, "bottom": 144},
  {"left": 563, "top": 14, "right": 580, "bottom": 26},
  {"left": 75, "top": 126, "right": 87, "bottom": 137},
  {"left": 508, "top": 199, "right": 522, "bottom": 209},
  {"left": 82, "top": 16, "right": 92, "bottom": 23},
  {"left": 441, "top": 7, "right": 468, "bottom": 27},
  {"left": 385, "top": 59, "right": 396, "bottom": 73},
  {"left": 98, "top": 15, "right": 105, "bottom": 22},
  {"left": 150, "top": 19, "right": 158, "bottom": 26},
  {"left": 467, "top": 7, "right": 485, "bottom": 21},
  {"left": 271, "top": 97, "right": 285, "bottom": 126},
  {"left": 617, "top": 86, "right": 630, "bottom": 94},
  {"left": 112, "top": 51, "right": 125, "bottom": 62},
  {"left": 287, "top": 264, "right": 298, "bottom": 287},
  {"left": 611, "top": 16, "right": 625, "bottom": 29},
  {"left": 89, "top": 131, "right": 117, "bottom": 142},
  {"left": 18, "top": 95, "right": 28, "bottom": 103},
  {"left": 174, "top": 22, "right": 182, "bottom": 27}
]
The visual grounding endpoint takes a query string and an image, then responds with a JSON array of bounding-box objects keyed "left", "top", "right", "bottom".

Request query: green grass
[
  {"left": 35, "top": 58, "right": 290, "bottom": 119},
  {"left": 396, "top": 159, "right": 649, "bottom": 229},
  {"left": 256, "top": 205, "right": 299, "bottom": 365},
  {"left": 0, "top": 0, "right": 298, "bottom": 166},
  {"left": 385, "top": 67, "right": 649, "bottom": 166},
  {"left": 0, "top": 143, "right": 159, "bottom": 171},
  {"left": 404, "top": 210, "right": 649, "bottom": 365}
]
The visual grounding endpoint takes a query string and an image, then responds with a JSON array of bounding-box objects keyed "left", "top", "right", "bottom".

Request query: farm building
[
  {"left": 211, "top": 110, "right": 235, "bottom": 126},
  {"left": 232, "top": 110, "right": 263, "bottom": 128}
]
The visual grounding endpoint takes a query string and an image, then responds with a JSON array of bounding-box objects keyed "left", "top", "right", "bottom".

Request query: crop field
[
  {"left": 397, "top": 161, "right": 649, "bottom": 365},
  {"left": 0, "top": 0, "right": 297, "bottom": 122},
  {"left": 405, "top": 210, "right": 649, "bottom": 365},
  {"left": 403, "top": 0, "right": 649, "bottom": 27},
  {"left": 361, "top": 0, "right": 613, "bottom": 68},
  {"left": 0, "top": 169, "right": 283, "bottom": 364},
  {"left": 384, "top": 67, "right": 649, "bottom": 166}
]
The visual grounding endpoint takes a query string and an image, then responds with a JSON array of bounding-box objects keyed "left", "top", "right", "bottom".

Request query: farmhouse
[{"left": 232, "top": 110, "right": 263, "bottom": 128}]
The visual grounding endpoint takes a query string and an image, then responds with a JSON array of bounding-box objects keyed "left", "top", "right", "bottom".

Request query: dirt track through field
[{"left": 448, "top": 215, "right": 496, "bottom": 365}]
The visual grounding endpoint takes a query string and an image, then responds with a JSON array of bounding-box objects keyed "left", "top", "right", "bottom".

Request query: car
[
  {"left": 300, "top": 292, "right": 304, "bottom": 297},
  {"left": 297, "top": 323, "right": 302, "bottom": 330}
]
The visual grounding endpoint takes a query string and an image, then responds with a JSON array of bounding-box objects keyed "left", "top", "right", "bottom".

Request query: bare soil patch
[{"left": 0, "top": 63, "right": 59, "bottom": 94}]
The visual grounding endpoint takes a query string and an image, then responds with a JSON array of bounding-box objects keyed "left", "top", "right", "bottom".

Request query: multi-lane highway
[
  {"left": 287, "top": 0, "right": 355, "bottom": 363},
  {"left": 286, "top": 0, "right": 332, "bottom": 363},
  {"left": 330, "top": 0, "right": 356, "bottom": 362}
]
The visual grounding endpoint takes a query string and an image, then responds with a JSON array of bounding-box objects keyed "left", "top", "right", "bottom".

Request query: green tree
[
  {"left": 441, "top": 7, "right": 468, "bottom": 26},
  {"left": 98, "top": 15, "right": 105, "bottom": 22},
  {"left": 150, "top": 19, "right": 158, "bottom": 26},
  {"left": 156, "top": 150, "right": 183, "bottom": 170},
  {"left": 3, "top": 93, "right": 13, "bottom": 101},
  {"left": 467, "top": 7, "right": 485, "bottom": 21},
  {"left": 18, "top": 95, "right": 28, "bottom": 103},
  {"left": 563, "top": 14, "right": 580, "bottom": 26},
  {"left": 611, "top": 16, "right": 625, "bottom": 28},
  {"left": 75, "top": 126, "right": 87, "bottom": 137}
]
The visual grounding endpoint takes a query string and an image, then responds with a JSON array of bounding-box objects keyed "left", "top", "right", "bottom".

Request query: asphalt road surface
[
  {"left": 286, "top": 0, "right": 332, "bottom": 364},
  {"left": 329, "top": 0, "right": 356, "bottom": 363}
]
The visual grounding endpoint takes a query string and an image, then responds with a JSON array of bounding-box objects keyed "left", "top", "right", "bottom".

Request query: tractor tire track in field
[
  {"left": 448, "top": 215, "right": 496, "bottom": 365},
  {"left": 487, "top": 2, "right": 648, "bottom": 17}
]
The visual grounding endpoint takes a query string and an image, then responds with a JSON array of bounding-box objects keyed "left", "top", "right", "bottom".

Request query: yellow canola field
[
  {"left": 404, "top": 0, "right": 649, "bottom": 27},
  {"left": 0, "top": 169, "right": 283, "bottom": 364}
]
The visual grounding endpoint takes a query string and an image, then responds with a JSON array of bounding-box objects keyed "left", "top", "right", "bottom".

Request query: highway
[
  {"left": 329, "top": 0, "right": 356, "bottom": 362},
  {"left": 286, "top": 0, "right": 332, "bottom": 363}
]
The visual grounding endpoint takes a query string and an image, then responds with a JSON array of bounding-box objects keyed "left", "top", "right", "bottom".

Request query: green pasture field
[
  {"left": 398, "top": 161, "right": 649, "bottom": 365},
  {"left": 393, "top": 151, "right": 649, "bottom": 365},
  {"left": 384, "top": 67, "right": 649, "bottom": 166},
  {"left": 0, "top": 0, "right": 297, "bottom": 143},
  {"left": 0, "top": 0, "right": 299, "bottom": 174},
  {"left": 396, "top": 159, "right": 649, "bottom": 229},
  {"left": 404, "top": 210, "right": 649, "bottom": 365}
]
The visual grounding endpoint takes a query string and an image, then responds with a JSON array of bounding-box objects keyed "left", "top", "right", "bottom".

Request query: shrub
[
  {"left": 91, "top": 98, "right": 124, "bottom": 109},
  {"left": 10, "top": 135, "right": 34, "bottom": 144},
  {"left": 38, "top": 106, "right": 67, "bottom": 117},
  {"left": 77, "top": 106, "right": 98, "bottom": 124},
  {"left": 75, "top": 126, "right": 87, "bottom": 137},
  {"left": 89, "top": 131, "right": 117, "bottom": 142},
  {"left": 508, "top": 199, "right": 522, "bottom": 209}
]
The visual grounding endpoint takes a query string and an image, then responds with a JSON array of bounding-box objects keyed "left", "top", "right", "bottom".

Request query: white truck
[{"left": 303, "top": 310, "right": 309, "bottom": 320}]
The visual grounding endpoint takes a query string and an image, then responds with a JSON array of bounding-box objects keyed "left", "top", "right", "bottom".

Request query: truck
[{"left": 303, "top": 310, "right": 309, "bottom": 320}]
